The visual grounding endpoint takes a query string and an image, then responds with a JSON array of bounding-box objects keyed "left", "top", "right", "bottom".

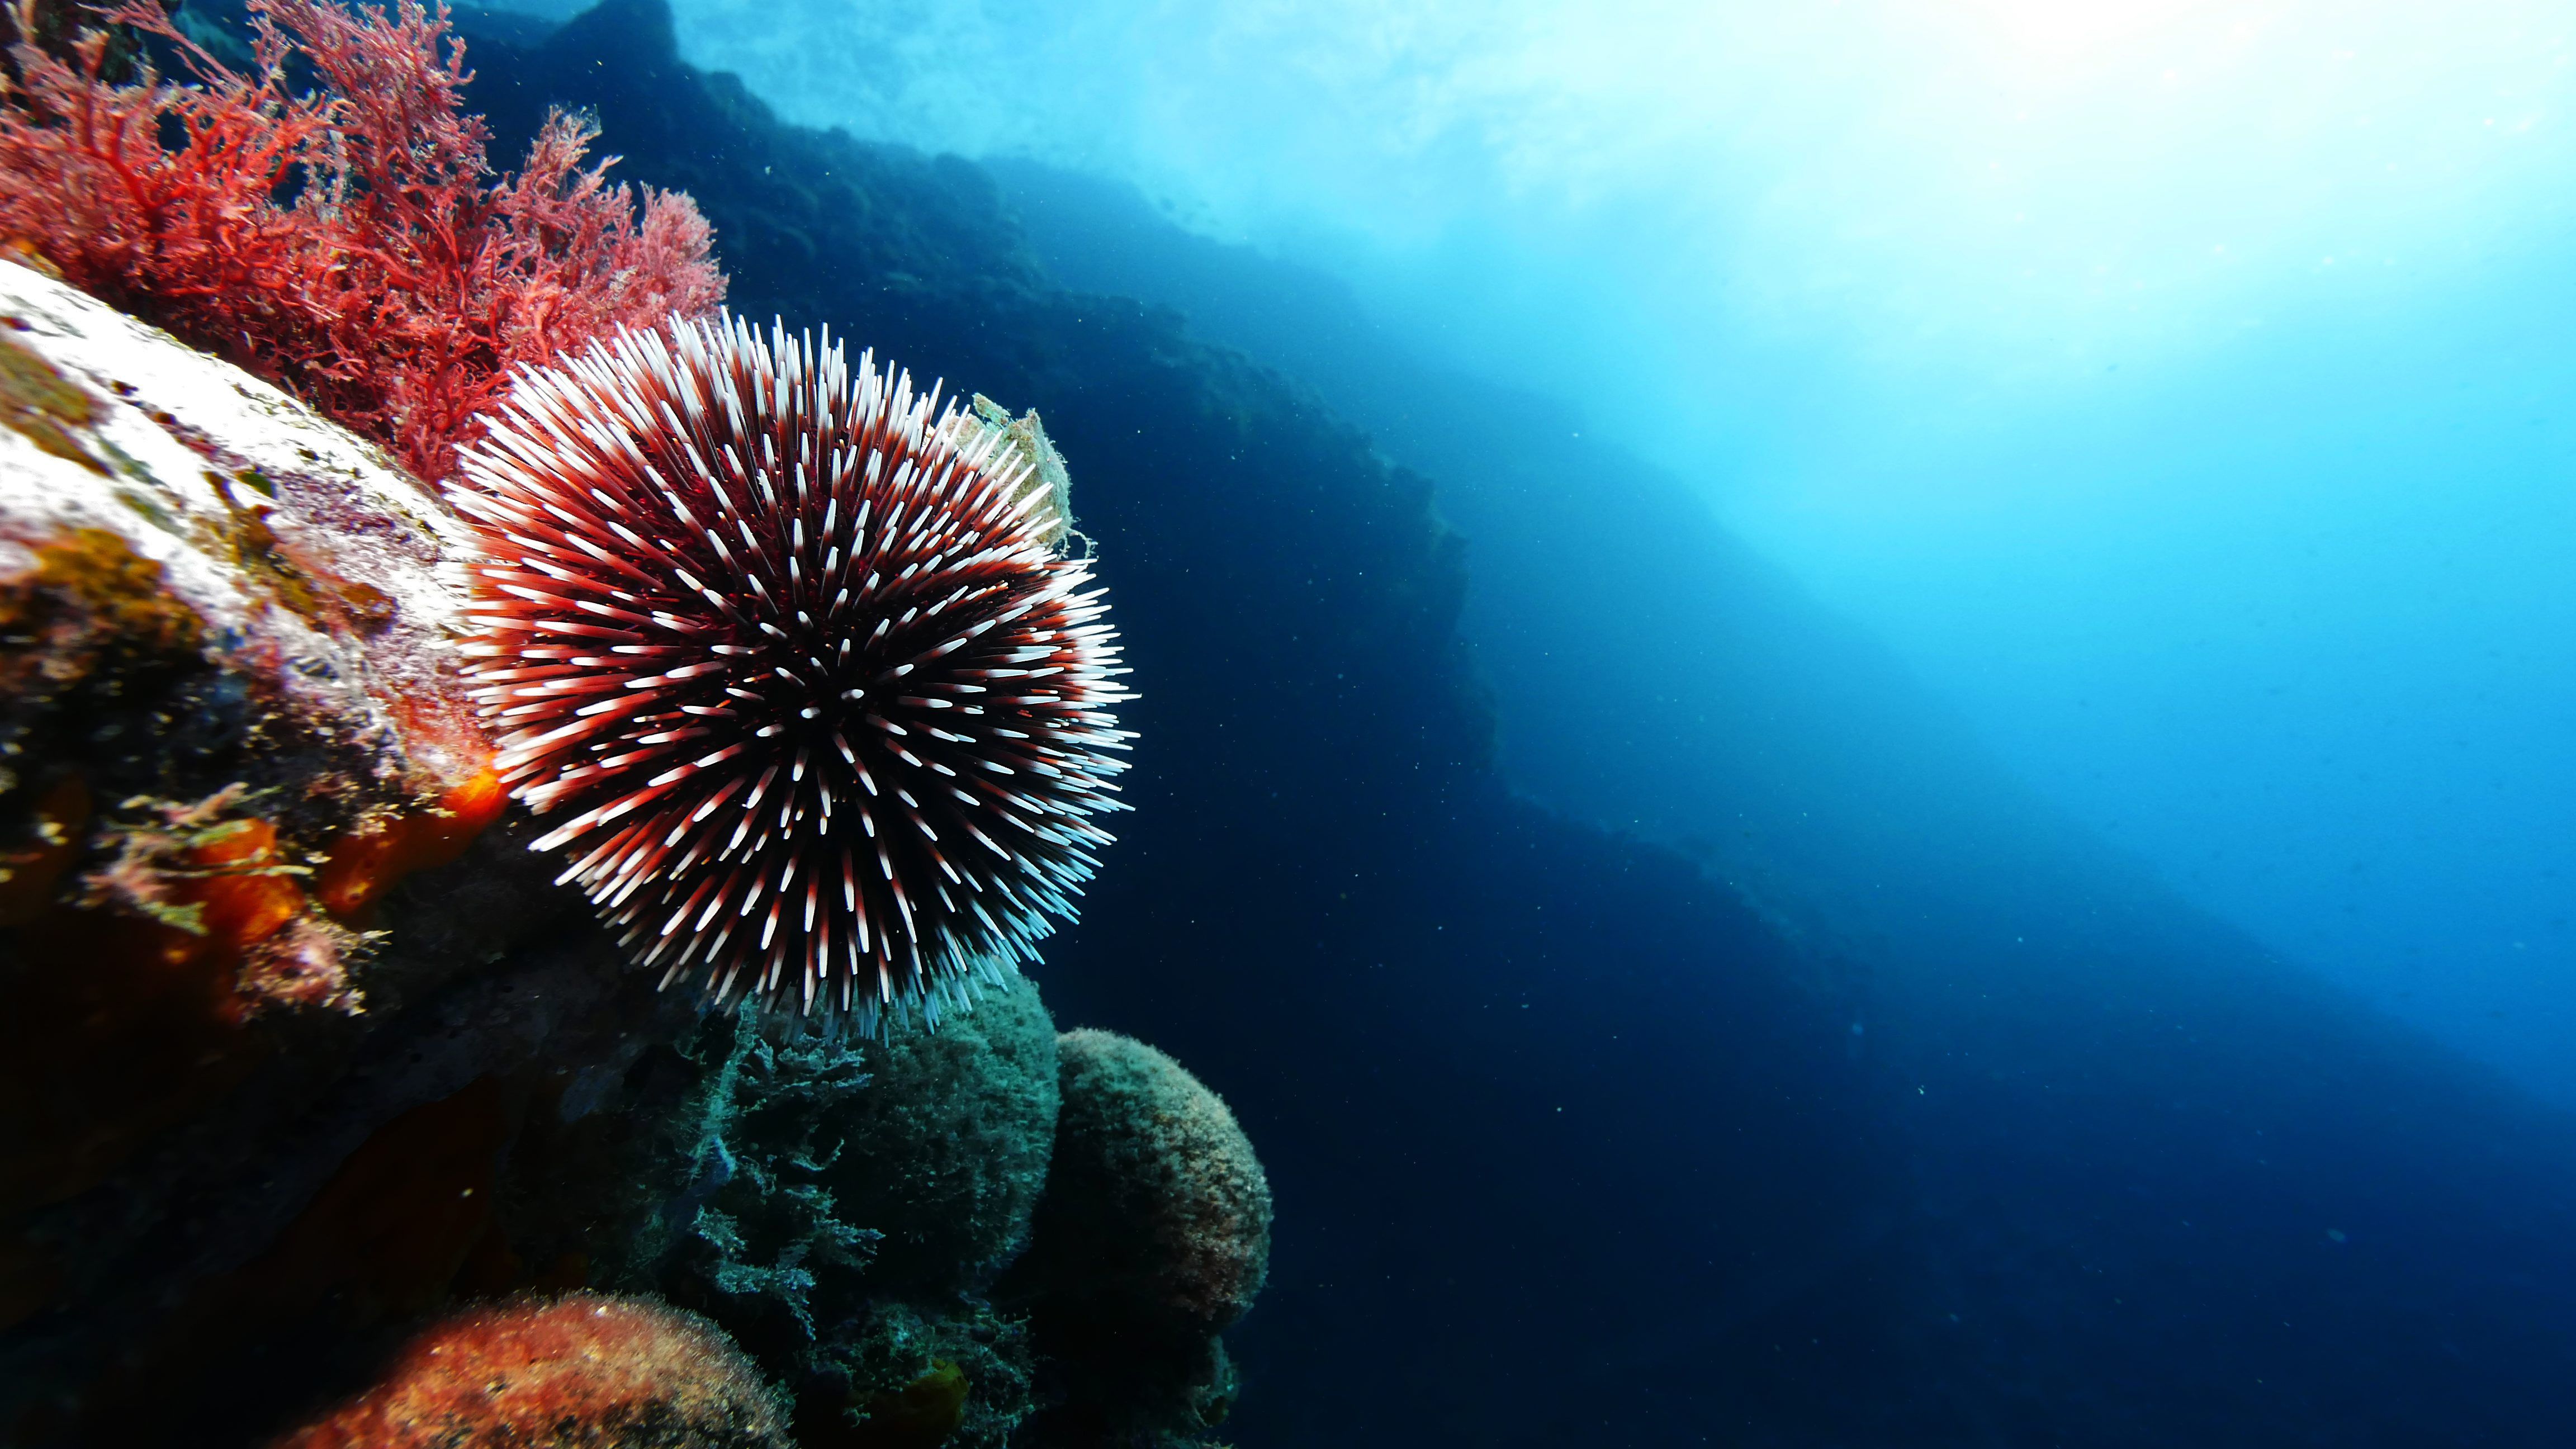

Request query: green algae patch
[
  {"left": 200, "top": 471, "right": 328, "bottom": 626},
  {"left": 850, "top": 1359, "right": 969, "bottom": 1446},
  {"left": 0, "top": 329, "right": 105, "bottom": 475},
  {"left": 112, "top": 482, "right": 180, "bottom": 534}
]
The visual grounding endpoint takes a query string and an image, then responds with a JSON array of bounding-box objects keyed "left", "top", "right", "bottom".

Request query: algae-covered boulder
[
  {"left": 802, "top": 1298, "right": 1035, "bottom": 1449},
  {"left": 490, "top": 979, "right": 1060, "bottom": 1449},
  {"left": 268, "top": 1292, "right": 793, "bottom": 1449},
  {"left": 496, "top": 970, "right": 1058, "bottom": 1316},
  {"left": 828, "top": 971, "right": 1062, "bottom": 1299},
  {"left": 1021, "top": 1030, "right": 1270, "bottom": 1330},
  {"left": 0, "top": 253, "right": 680, "bottom": 1447},
  {"left": 1005, "top": 1029, "right": 1271, "bottom": 1445},
  {"left": 0, "top": 255, "right": 487, "bottom": 845}
]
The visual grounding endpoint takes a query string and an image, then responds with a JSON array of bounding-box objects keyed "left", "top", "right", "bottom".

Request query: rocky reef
[
  {"left": 0, "top": 0, "right": 1892, "bottom": 1443},
  {"left": 0, "top": 202, "right": 1268, "bottom": 1443}
]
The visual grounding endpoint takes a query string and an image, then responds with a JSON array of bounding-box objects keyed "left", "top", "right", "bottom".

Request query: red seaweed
[{"left": 0, "top": 0, "right": 724, "bottom": 482}]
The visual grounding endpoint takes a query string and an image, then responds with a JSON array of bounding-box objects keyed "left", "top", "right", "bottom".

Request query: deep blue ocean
[{"left": 87, "top": 0, "right": 2576, "bottom": 1443}]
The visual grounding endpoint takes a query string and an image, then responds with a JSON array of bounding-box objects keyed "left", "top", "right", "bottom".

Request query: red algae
[
  {"left": 0, "top": 0, "right": 724, "bottom": 481},
  {"left": 271, "top": 1293, "right": 790, "bottom": 1449}
]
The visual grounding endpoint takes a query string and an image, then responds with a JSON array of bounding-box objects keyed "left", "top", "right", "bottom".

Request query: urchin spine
[{"left": 454, "top": 314, "right": 1131, "bottom": 1033}]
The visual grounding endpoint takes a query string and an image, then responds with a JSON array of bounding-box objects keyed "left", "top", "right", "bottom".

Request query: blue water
[
  {"left": 471, "top": 2, "right": 2576, "bottom": 1442},
  {"left": 646, "top": 0, "right": 2576, "bottom": 1107}
]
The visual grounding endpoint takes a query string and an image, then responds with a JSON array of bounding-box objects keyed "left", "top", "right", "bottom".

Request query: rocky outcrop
[
  {"left": 0, "top": 248, "right": 1276, "bottom": 1448},
  {"left": 0, "top": 252, "right": 705, "bottom": 1445}
]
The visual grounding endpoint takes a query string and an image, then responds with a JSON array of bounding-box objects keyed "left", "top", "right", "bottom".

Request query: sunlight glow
[
  {"left": 650, "top": 0, "right": 2576, "bottom": 1103},
  {"left": 1968, "top": 0, "right": 2220, "bottom": 67},
  {"left": 666, "top": 0, "right": 2576, "bottom": 383}
]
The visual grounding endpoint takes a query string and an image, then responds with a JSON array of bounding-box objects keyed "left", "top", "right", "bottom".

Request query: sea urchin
[{"left": 454, "top": 315, "right": 1132, "bottom": 1029}]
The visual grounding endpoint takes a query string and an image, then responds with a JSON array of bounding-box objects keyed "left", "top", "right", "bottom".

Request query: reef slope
[{"left": 449, "top": 5, "right": 2576, "bottom": 1445}]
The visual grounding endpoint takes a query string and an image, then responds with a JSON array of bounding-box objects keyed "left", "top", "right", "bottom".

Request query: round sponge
[
  {"left": 1026, "top": 1028, "right": 1271, "bottom": 1329},
  {"left": 826, "top": 970, "right": 1063, "bottom": 1298}
]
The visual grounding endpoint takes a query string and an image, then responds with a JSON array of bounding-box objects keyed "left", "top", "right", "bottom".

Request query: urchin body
[{"left": 455, "top": 315, "right": 1130, "bottom": 1030}]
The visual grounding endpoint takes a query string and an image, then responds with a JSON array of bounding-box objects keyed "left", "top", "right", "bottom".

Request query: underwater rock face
[
  {"left": 0, "top": 257, "right": 478, "bottom": 780},
  {"left": 0, "top": 254, "right": 498, "bottom": 1062},
  {"left": 0, "top": 248, "right": 689, "bottom": 1447},
  {"left": 267, "top": 1292, "right": 792, "bottom": 1448}
]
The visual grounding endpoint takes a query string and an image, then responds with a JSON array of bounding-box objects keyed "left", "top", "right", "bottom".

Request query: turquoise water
[{"left": 651, "top": 0, "right": 2576, "bottom": 1107}]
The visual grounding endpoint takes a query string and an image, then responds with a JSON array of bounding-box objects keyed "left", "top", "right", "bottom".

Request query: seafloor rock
[
  {"left": 0, "top": 251, "right": 485, "bottom": 1213},
  {"left": 0, "top": 254, "right": 685, "bottom": 1445},
  {"left": 267, "top": 1292, "right": 792, "bottom": 1448},
  {"left": 1003, "top": 1030, "right": 1271, "bottom": 1444}
]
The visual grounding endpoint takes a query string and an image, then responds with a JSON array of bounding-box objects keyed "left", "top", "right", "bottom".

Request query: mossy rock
[
  {"left": 828, "top": 970, "right": 1061, "bottom": 1299},
  {"left": 1017, "top": 1030, "right": 1270, "bottom": 1329},
  {"left": 1002, "top": 1031, "right": 1270, "bottom": 1446}
]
